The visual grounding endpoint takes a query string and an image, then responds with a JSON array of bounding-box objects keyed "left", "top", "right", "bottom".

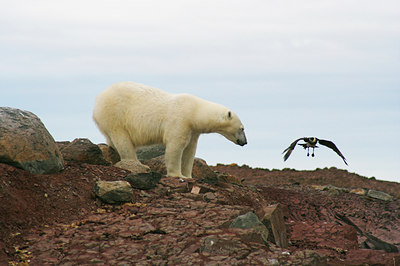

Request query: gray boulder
[
  {"left": 137, "top": 144, "right": 165, "bottom": 161},
  {"left": 0, "top": 107, "right": 64, "bottom": 174}
]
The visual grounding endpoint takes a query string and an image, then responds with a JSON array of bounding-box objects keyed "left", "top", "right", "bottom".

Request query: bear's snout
[
  {"left": 236, "top": 128, "right": 247, "bottom": 146},
  {"left": 236, "top": 133, "right": 247, "bottom": 146},
  {"left": 237, "top": 139, "right": 247, "bottom": 146}
]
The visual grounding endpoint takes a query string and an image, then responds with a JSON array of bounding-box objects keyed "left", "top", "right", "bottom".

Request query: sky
[{"left": 1, "top": 0, "right": 399, "bottom": 182}]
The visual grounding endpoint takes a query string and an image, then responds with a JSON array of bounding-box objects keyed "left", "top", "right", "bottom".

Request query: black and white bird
[{"left": 283, "top": 137, "right": 348, "bottom": 165}]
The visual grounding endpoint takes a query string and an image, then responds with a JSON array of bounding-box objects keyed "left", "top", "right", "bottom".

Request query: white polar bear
[{"left": 93, "top": 81, "right": 247, "bottom": 178}]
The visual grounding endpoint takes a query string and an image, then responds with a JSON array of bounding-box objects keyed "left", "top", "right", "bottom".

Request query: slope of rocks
[{"left": 1, "top": 158, "right": 400, "bottom": 265}]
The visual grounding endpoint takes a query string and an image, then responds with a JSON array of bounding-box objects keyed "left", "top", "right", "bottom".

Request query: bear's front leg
[
  {"left": 164, "top": 141, "right": 187, "bottom": 178},
  {"left": 181, "top": 134, "right": 199, "bottom": 178},
  {"left": 165, "top": 144, "right": 185, "bottom": 178}
]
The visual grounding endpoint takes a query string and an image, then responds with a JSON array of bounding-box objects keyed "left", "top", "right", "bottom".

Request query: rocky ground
[{"left": 1, "top": 158, "right": 400, "bottom": 265}]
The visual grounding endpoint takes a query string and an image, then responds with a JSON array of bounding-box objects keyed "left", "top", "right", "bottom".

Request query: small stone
[
  {"left": 90, "top": 258, "right": 105, "bottom": 264},
  {"left": 291, "top": 250, "right": 327, "bottom": 265},
  {"left": 311, "top": 185, "right": 327, "bottom": 191},
  {"left": 349, "top": 188, "right": 367, "bottom": 196},
  {"left": 204, "top": 192, "right": 216, "bottom": 201},
  {"left": 312, "top": 184, "right": 347, "bottom": 195},
  {"left": 191, "top": 186, "right": 201, "bottom": 194}
]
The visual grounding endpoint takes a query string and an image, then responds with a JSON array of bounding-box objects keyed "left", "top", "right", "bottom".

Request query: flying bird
[{"left": 283, "top": 137, "right": 348, "bottom": 165}]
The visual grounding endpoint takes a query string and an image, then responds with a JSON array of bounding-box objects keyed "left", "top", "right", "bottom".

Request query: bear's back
[{"left": 108, "top": 82, "right": 169, "bottom": 100}]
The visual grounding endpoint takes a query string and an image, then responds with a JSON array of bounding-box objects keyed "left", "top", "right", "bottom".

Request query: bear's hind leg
[
  {"left": 109, "top": 131, "right": 138, "bottom": 161},
  {"left": 181, "top": 134, "right": 199, "bottom": 178},
  {"left": 104, "top": 134, "right": 116, "bottom": 151},
  {"left": 109, "top": 131, "right": 144, "bottom": 164},
  {"left": 110, "top": 131, "right": 151, "bottom": 172}
]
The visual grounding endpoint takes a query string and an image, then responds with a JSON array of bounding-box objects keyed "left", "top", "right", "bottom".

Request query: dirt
[
  {"left": 1, "top": 161, "right": 400, "bottom": 265},
  {"left": 0, "top": 161, "right": 128, "bottom": 264}
]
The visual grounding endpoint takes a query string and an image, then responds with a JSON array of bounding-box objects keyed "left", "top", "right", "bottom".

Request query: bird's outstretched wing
[
  {"left": 282, "top": 138, "right": 304, "bottom": 161},
  {"left": 318, "top": 139, "right": 348, "bottom": 165}
]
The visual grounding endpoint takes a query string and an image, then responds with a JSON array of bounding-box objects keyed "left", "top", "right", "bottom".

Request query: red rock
[
  {"left": 58, "top": 138, "right": 109, "bottom": 165},
  {"left": 97, "top": 144, "right": 120, "bottom": 164},
  {"left": 260, "top": 203, "right": 288, "bottom": 248}
]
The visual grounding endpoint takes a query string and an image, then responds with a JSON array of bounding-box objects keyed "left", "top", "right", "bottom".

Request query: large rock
[
  {"left": 0, "top": 107, "right": 64, "bottom": 174},
  {"left": 58, "top": 138, "right": 109, "bottom": 165},
  {"left": 93, "top": 180, "right": 133, "bottom": 204},
  {"left": 192, "top": 158, "right": 218, "bottom": 184},
  {"left": 260, "top": 203, "right": 288, "bottom": 248},
  {"left": 125, "top": 172, "right": 162, "bottom": 190},
  {"left": 229, "top": 212, "right": 269, "bottom": 245}
]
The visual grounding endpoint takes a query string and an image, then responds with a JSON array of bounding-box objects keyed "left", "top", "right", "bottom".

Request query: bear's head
[{"left": 219, "top": 111, "right": 247, "bottom": 146}]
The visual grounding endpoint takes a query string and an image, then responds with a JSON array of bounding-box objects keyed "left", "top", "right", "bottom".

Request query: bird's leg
[
  {"left": 307, "top": 147, "right": 310, "bottom": 157},
  {"left": 312, "top": 147, "right": 315, "bottom": 157}
]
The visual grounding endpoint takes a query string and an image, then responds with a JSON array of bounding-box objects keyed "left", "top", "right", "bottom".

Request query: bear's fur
[{"left": 93, "top": 82, "right": 247, "bottom": 178}]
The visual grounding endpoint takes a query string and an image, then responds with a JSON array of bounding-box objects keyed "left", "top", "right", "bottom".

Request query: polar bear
[{"left": 93, "top": 81, "right": 247, "bottom": 178}]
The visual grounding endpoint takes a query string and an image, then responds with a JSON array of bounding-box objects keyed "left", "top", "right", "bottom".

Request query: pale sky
[{"left": 1, "top": 0, "right": 399, "bottom": 182}]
